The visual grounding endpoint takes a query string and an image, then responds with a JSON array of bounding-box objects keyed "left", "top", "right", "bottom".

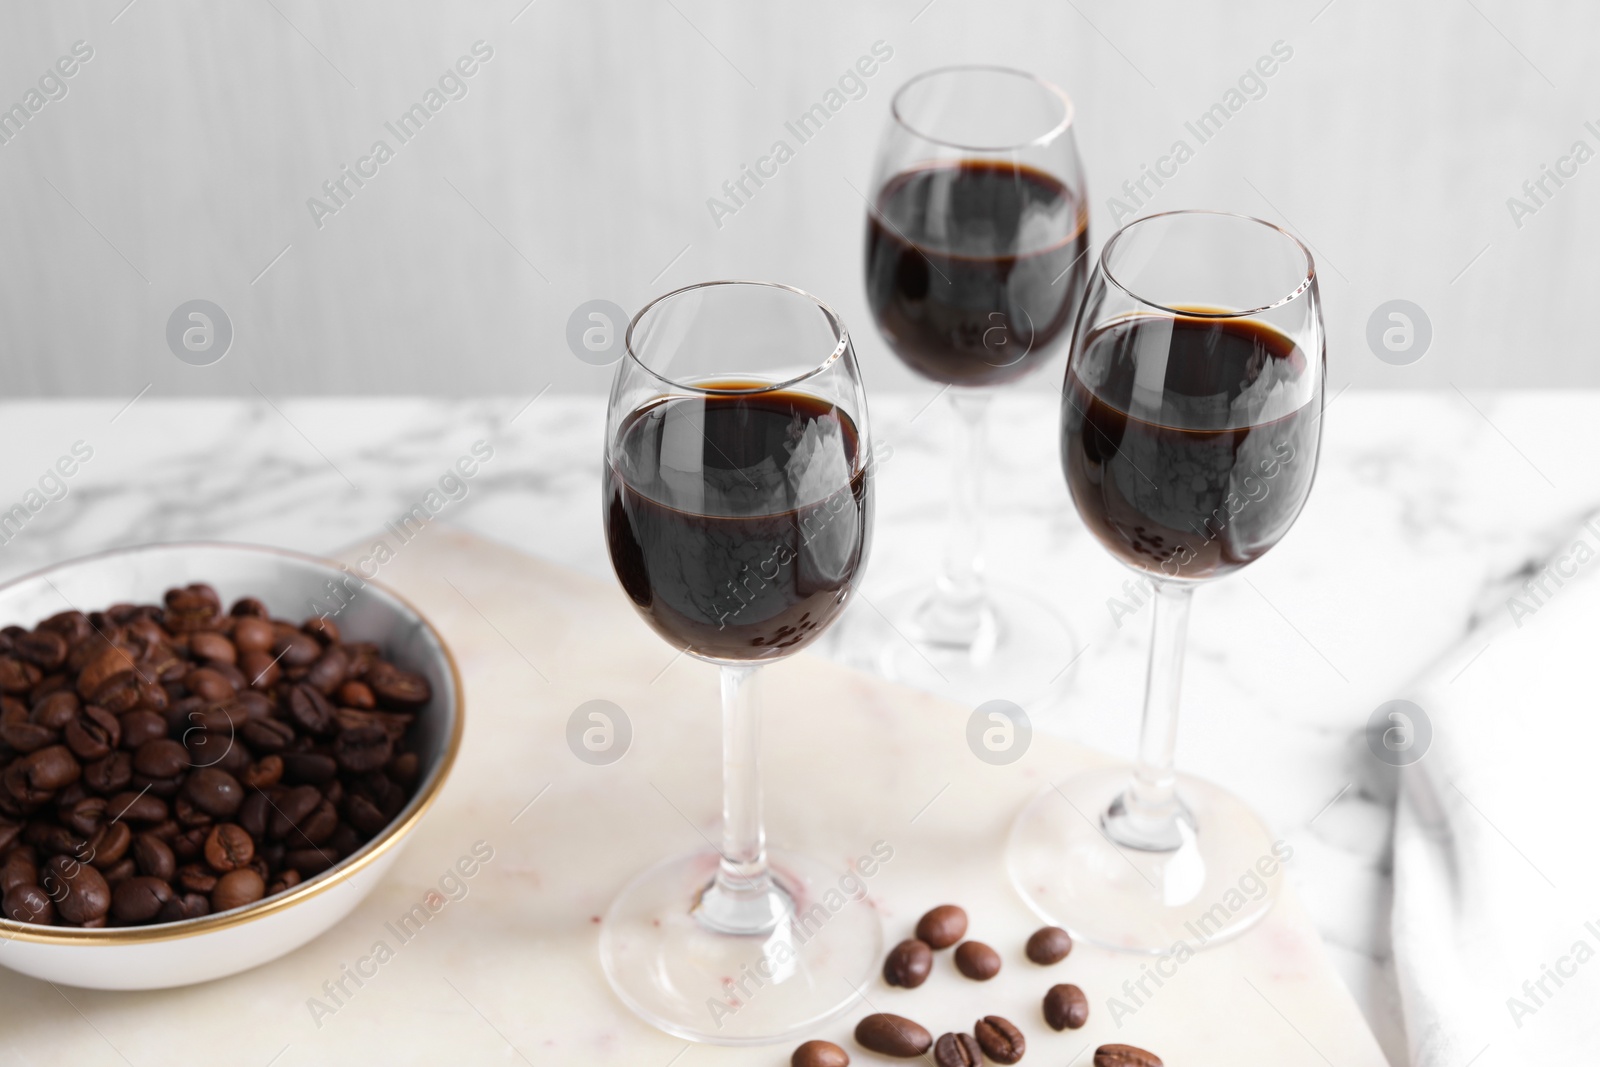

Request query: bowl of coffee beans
[{"left": 0, "top": 543, "right": 463, "bottom": 989}]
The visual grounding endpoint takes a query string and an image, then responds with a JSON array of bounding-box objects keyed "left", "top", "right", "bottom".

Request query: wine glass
[
  {"left": 1008, "top": 211, "right": 1325, "bottom": 952},
  {"left": 599, "top": 280, "right": 881, "bottom": 1043},
  {"left": 857, "top": 64, "right": 1090, "bottom": 703}
]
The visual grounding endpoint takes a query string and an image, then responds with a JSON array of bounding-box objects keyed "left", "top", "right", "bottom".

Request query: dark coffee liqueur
[
  {"left": 866, "top": 160, "right": 1088, "bottom": 386},
  {"left": 606, "top": 388, "right": 869, "bottom": 662},
  {"left": 1063, "top": 315, "right": 1319, "bottom": 580}
]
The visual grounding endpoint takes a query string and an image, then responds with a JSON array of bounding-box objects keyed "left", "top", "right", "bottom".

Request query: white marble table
[{"left": 0, "top": 390, "right": 1589, "bottom": 1064}]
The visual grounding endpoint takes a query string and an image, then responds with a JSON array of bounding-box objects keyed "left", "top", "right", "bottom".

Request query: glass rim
[
  {"left": 623, "top": 280, "right": 850, "bottom": 396},
  {"left": 890, "top": 64, "right": 1076, "bottom": 152},
  {"left": 1098, "top": 209, "right": 1318, "bottom": 319}
]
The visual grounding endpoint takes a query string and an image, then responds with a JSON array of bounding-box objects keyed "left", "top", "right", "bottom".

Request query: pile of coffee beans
[
  {"left": 0, "top": 584, "right": 430, "bottom": 928},
  {"left": 790, "top": 903, "right": 1165, "bottom": 1067}
]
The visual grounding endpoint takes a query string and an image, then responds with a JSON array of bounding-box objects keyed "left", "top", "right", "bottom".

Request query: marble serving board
[{"left": 0, "top": 527, "right": 1388, "bottom": 1066}]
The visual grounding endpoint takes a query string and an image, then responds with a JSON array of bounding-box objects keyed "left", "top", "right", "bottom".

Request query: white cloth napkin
[{"left": 1393, "top": 519, "right": 1600, "bottom": 1065}]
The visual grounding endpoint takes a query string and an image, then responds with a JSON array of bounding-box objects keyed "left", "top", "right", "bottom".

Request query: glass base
[
  {"left": 859, "top": 582, "right": 1081, "bottom": 706},
  {"left": 1007, "top": 768, "right": 1284, "bottom": 954},
  {"left": 599, "top": 847, "right": 884, "bottom": 1045}
]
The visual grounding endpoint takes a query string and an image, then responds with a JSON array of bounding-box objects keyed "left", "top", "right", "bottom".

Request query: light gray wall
[{"left": 0, "top": 0, "right": 1592, "bottom": 397}]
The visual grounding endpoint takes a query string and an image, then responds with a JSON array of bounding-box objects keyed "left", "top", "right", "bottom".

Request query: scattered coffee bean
[
  {"left": 0, "top": 588, "right": 432, "bottom": 928},
  {"left": 973, "top": 1016, "right": 1025, "bottom": 1064},
  {"left": 1044, "top": 982, "right": 1089, "bottom": 1030},
  {"left": 791, "top": 1039, "right": 850, "bottom": 1067},
  {"left": 933, "top": 1032, "right": 982, "bottom": 1067},
  {"left": 855, "top": 1013, "right": 932, "bottom": 1058},
  {"left": 1025, "top": 924, "right": 1072, "bottom": 965},
  {"left": 1095, "top": 1045, "right": 1162, "bottom": 1067},
  {"left": 883, "top": 938, "right": 933, "bottom": 988},
  {"left": 915, "top": 904, "right": 967, "bottom": 949},
  {"left": 953, "top": 940, "right": 1001, "bottom": 981}
]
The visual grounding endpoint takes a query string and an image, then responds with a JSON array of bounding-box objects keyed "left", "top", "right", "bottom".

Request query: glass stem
[
  {"left": 922, "top": 389, "right": 992, "bottom": 647},
  {"left": 695, "top": 663, "right": 788, "bottom": 935},
  {"left": 1104, "top": 579, "right": 1196, "bottom": 852}
]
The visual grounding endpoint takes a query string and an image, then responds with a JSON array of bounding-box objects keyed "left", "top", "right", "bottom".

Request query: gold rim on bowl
[{"left": 0, "top": 541, "right": 466, "bottom": 947}]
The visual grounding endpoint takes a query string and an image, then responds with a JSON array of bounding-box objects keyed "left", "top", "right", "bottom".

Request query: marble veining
[{"left": 0, "top": 390, "right": 1591, "bottom": 1065}]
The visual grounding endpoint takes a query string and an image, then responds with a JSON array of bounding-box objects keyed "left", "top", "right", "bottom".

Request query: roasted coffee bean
[
  {"left": 31, "top": 690, "right": 80, "bottom": 730},
  {"left": 132, "top": 833, "right": 176, "bottom": 880},
  {"left": 915, "top": 904, "right": 967, "bottom": 949},
  {"left": 82, "top": 751, "right": 133, "bottom": 795},
  {"left": 232, "top": 618, "right": 273, "bottom": 655},
  {"left": 184, "top": 667, "right": 236, "bottom": 704},
  {"left": 237, "top": 791, "right": 269, "bottom": 839},
  {"left": 855, "top": 1014, "right": 932, "bottom": 1058},
  {"left": 270, "top": 785, "right": 323, "bottom": 838},
  {"left": 158, "top": 892, "right": 210, "bottom": 923},
  {"left": 64, "top": 705, "right": 121, "bottom": 761},
  {"left": 205, "top": 824, "right": 255, "bottom": 871},
  {"left": 184, "top": 768, "right": 244, "bottom": 818},
  {"left": 0, "top": 656, "right": 42, "bottom": 694},
  {"left": 173, "top": 795, "right": 214, "bottom": 829},
  {"left": 303, "top": 616, "right": 340, "bottom": 645},
  {"left": 42, "top": 855, "right": 111, "bottom": 923},
  {"left": 1094, "top": 1045, "right": 1162, "bottom": 1067},
  {"left": 1, "top": 850, "right": 37, "bottom": 894},
  {"left": 242, "top": 717, "right": 295, "bottom": 753},
  {"left": 338, "top": 680, "right": 376, "bottom": 709},
  {"left": 883, "top": 938, "right": 933, "bottom": 988},
  {"left": 1026, "top": 925, "right": 1073, "bottom": 965},
  {"left": 333, "top": 725, "right": 392, "bottom": 773},
  {"left": 284, "top": 847, "right": 334, "bottom": 876},
  {"left": 342, "top": 793, "right": 387, "bottom": 835},
  {"left": 243, "top": 756, "right": 283, "bottom": 789},
  {"left": 88, "top": 822, "right": 133, "bottom": 867},
  {"left": 281, "top": 752, "right": 338, "bottom": 785},
  {"left": 24, "top": 745, "right": 81, "bottom": 792},
  {"left": 3, "top": 883, "right": 54, "bottom": 924},
  {"left": 933, "top": 1032, "right": 982, "bottom": 1067},
  {"left": 212, "top": 867, "right": 265, "bottom": 911},
  {"left": 101, "top": 856, "right": 137, "bottom": 883},
  {"left": 387, "top": 751, "right": 420, "bottom": 786},
  {"left": 0, "top": 719, "right": 55, "bottom": 753},
  {"left": 239, "top": 650, "right": 281, "bottom": 690},
  {"left": 66, "top": 796, "right": 109, "bottom": 837},
  {"left": 90, "top": 673, "right": 142, "bottom": 714},
  {"left": 112, "top": 875, "right": 175, "bottom": 923},
  {"left": 188, "top": 632, "right": 236, "bottom": 666},
  {"left": 273, "top": 631, "right": 321, "bottom": 670},
  {"left": 790, "top": 1040, "right": 850, "bottom": 1067},
  {"left": 26, "top": 821, "right": 85, "bottom": 857},
  {"left": 285, "top": 799, "right": 338, "bottom": 849},
  {"left": 367, "top": 663, "right": 431, "bottom": 708},
  {"left": 76, "top": 645, "right": 136, "bottom": 698},
  {"left": 973, "top": 1017, "right": 1025, "bottom": 1065},
  {"left": 40, "top": 611, "right": 92, "bottom": 644},
  {"left": 13, "top": 630, "right": 68, "bottom": 671},
  {"left": 231, "top": 597, "right": 269, "bottom": 619},
  {"left": 286, "top": 685, "right": 336, "bottom": 736},
  {"left": 133, "top": 738, "right": 188, "bottom": 779},
  {"left": 306, "top": 647, "right": 349, "bottom": 694},
  {"left": 954, "top": 940, "right": 1001, "bottom": 981},
  {"left": 119, "top": 709, "right": 168, "bottom": 750},
  {"left": 109, "top": 791, "right": 168, "bottom": 824},
  {"left": 176, "top": 863, "right": 218, "bottom": 894},
  {"left": 1044, "top": 983, "right": 1089, "bottom": 1030}
]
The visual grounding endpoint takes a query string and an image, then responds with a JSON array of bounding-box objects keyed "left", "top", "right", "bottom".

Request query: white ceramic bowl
[{"left": 0, "top": 543, "right": 463, "bottom": 989}]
